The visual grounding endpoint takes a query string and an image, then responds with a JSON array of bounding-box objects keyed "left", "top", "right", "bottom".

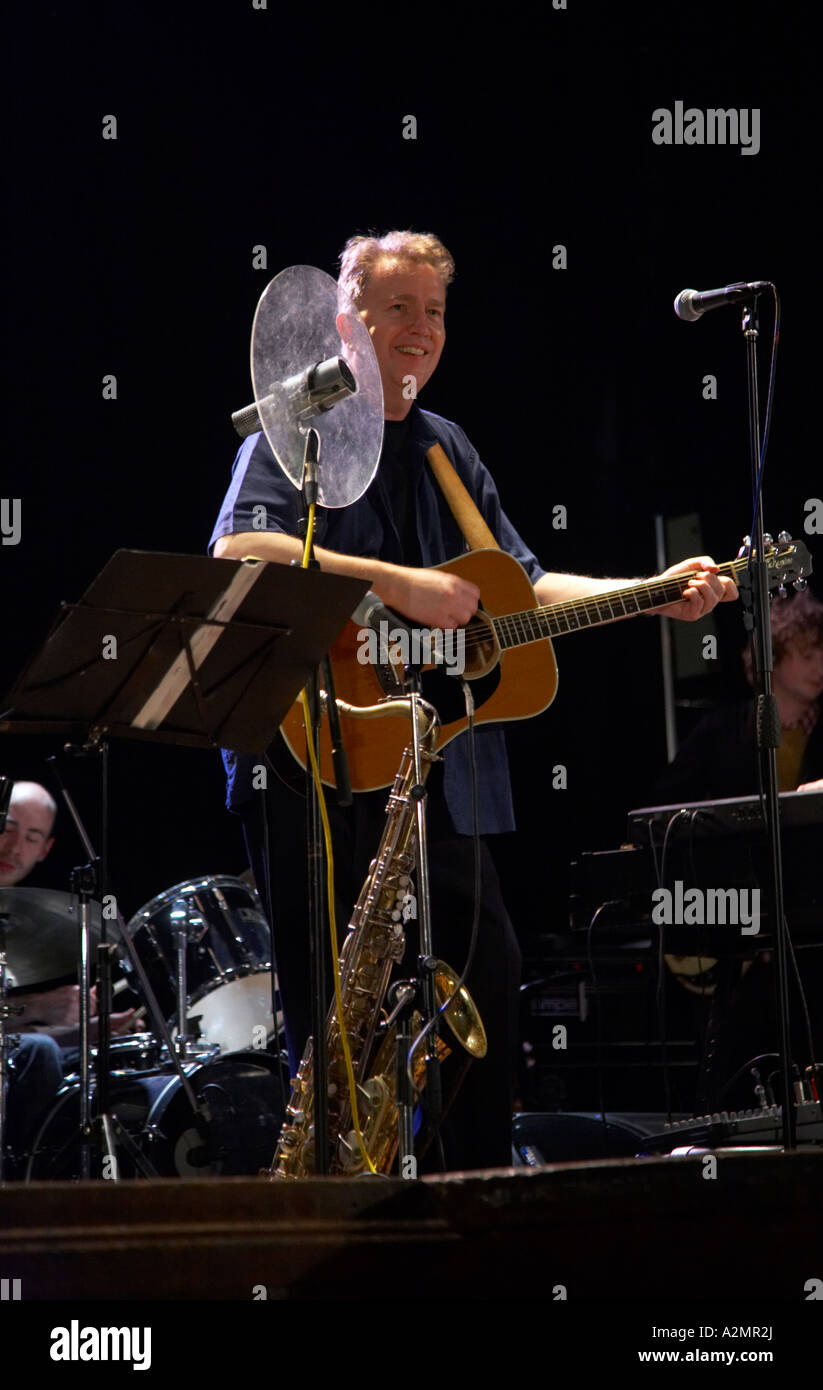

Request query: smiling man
[{"left": 209, "top": 229, "right": 737, "bottom": 1170}]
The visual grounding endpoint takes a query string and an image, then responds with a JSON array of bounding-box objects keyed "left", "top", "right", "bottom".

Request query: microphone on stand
[
  {"left": 232, "top": 355, "right": 357, "bottom": 438},
  {"left": 352, "top": 593, "right": 417, "bottom": 641},
  {"left": 674, "top": 281, "right": 771, "bottom": 322}
]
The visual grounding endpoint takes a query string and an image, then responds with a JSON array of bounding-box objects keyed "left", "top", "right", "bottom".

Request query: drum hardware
[
  {"left": 61, "top": 1033, "right": 220, "bottom": 1082},
  {"left": 0, "top": 887, "right": 103, "bottom": 987},
  {"left": 123, "top": 876, "right": 281, "bottom": 1057},
  {"left": 170, "top": 894, "right": 200, "bottom": 1060},
  {"left": 42, "top": 762, "right": 211, "bottom": 1181},
  {"left": 0, "top": 916, "right": 23, "bottom": 1182},
  {"left": 25, "top": 1049, "right": 286, "bottom": 1181}
]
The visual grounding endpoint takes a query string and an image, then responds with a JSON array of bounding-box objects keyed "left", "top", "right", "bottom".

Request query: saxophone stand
[
  {"left": 387, "top": 979, "right": 417, "bottom": 1175},
  {"left": 404, "top": 679, "right": 446, "bottom": 1169}
]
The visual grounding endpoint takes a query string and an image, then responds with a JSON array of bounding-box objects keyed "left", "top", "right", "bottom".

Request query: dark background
[{"left": 3, "top": 4, "right": 816, "bottom": 955}]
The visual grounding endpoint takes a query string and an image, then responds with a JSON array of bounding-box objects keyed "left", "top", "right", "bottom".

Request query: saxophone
[{"left": 268, "top": 698, "right": 486, "bottom": 1179}]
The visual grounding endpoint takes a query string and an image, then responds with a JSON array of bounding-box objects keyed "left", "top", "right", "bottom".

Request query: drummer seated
[{"left": 1, "top": 780, "right": 136, "bottom": 1168}]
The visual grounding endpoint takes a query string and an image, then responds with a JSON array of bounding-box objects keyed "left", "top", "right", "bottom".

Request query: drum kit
[{"left": 0, "top": 874, "right": 287, "bottom": 1180}]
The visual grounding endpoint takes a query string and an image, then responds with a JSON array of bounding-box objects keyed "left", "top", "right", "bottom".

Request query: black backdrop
[{"left": 3, "top": 4, "right": 817, "bottom": 950}]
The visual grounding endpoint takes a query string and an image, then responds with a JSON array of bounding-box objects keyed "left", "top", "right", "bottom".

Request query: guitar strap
[{"left": 425, "top": 442, "right": 500, "bottom": 551}]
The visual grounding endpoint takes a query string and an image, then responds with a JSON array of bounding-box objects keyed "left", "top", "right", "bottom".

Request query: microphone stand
[
  {"left": 738, "top": 296, "right": 795, "bottom": 1149},
  {"left": 298, "top": 428, "right": 353, "bottom": 1175}
]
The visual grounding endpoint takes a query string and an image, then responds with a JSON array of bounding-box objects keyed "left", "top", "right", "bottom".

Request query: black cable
[
  {"left": 784, "top": 917, "right": 817, "bottom": 1071},
  {"left": 718, "top": 1052, "right": 780, "bottom": 1105},
  {"left": 584, "top": 900, "right": 624, "bottom": 1141}
]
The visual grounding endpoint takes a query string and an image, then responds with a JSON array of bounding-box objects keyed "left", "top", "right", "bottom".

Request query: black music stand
[
  {"left": 1, "top": 549, "right": 367, "bottom": 753},
  {"left": 0, "top": 549, "right": 368, "bottom": 1178}
]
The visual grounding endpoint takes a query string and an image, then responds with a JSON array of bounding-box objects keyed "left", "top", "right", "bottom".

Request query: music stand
[{"left": 0, "top": 549, "right": 367, "bottom": 1178}]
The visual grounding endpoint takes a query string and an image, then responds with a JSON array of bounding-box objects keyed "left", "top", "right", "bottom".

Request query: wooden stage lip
[{"left": 1, "top": 1151, "right": 822, "bottom": 1301}]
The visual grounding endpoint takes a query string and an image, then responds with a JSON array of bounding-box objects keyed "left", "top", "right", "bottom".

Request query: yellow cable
[
  {"left": 300, "top": 503, "right": 315, "bottom": 569},
  {"left": 300, "top": 499, "right": 376, "bottom": 1174}
]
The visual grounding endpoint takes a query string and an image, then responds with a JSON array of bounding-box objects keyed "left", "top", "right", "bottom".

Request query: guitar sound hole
[{"left": 463, "top": 613, "right": 499, "bottom": 680}]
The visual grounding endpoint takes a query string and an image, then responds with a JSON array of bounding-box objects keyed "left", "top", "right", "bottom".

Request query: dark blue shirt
[{"left": 209, "top": 403, "right": 546, "bottom": 833}]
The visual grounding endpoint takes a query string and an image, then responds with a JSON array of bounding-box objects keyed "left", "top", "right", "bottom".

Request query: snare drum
[
  {"left": 62, "top": 1032, "right": 167, "bottom": 1080},
  {"left": 25, "top": 1049, "right": 286, "bottom": 1180},
  {"left": 61, "top": 1033, "right": 220, "bottom": 1082},
  {"left": 123, "top": 876, "right": 276, "bottom": 1054}
]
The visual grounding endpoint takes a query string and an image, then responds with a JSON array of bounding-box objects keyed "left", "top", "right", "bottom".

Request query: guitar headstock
[{"left": 737, "top": 531, "right": 814, "bottom": 596}]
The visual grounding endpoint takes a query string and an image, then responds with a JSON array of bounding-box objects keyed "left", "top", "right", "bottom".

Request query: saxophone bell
[{"left": 432, "top": 960, "right": 488, "bottom": 1060}]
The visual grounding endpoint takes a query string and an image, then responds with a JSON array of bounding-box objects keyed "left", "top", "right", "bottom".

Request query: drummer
[{"left": 1, "top": 778, "right": 137, "bottom": 1168}]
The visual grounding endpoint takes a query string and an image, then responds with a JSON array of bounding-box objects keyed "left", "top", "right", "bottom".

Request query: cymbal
[
  {"left": 250, "top": 265, "right": 384, "bottom": 509},
  {"left": 0, "top": 887, "right": 102, "bottom": 989}
]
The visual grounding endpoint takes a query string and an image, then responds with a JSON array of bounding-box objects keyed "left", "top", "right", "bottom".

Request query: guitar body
[
  {"left": 280, "top": 549, "right": 558, "bottom": 791},
  {"left": 277, "top": 534, "right": 812, "bottom": 792}
]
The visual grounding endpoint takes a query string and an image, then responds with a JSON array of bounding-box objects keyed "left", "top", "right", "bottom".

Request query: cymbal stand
[
  {"left": 72, "top": 860, "right": 98, "bottom": 1180},
  {"left": 0, "top": 917, "right": 23, "bottom": 1182},
  {"left": 171, "top": 896, "right": 195, "bottom": 1059},
  {"left": 51, "top": 759, "right": 209, "bottom": 1179}
]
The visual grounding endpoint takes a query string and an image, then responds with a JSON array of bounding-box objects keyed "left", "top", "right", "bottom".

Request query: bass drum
[
  {"left": 25, "top": 1050, "right": 286, "bottom": 1181},
  {"left": 142, "top": 1050, "right": 286, "bottom": 1177},
  {"left": 122, "top": 876, "right": 277, "bottom": 1054}
]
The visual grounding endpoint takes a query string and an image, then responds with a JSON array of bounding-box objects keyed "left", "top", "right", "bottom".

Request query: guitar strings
[{"left": 456, "top": 555, "right": 755, "bottom": 655}]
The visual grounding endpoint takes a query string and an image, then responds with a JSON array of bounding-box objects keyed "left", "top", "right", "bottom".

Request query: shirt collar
[{"left": 782, "top": 701, "right": 819, "bottom": 736}]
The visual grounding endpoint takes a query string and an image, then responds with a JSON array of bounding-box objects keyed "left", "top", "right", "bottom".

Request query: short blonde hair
[{"left": 338, "top": 230, "right": 455, "bottom": 307}]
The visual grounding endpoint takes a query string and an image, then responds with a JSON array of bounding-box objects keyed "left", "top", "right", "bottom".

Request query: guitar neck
[{"left": 494, "top": 557, "right": 744, "bottom": 649}]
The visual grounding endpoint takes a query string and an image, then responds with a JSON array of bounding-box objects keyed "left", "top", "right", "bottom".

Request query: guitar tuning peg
[
  {"left": 737, "top": 535, "right": 752, "bottom": 557},
  {"left": 778, "top": 530, "right": 792, "bottom": 543},
  {"left": 763, "top": 533, "right": 773, "bottom": 547},
  {"left": 778, "top": 583, "right": 787, "bottom": 598},
  {"left": 794, "top": 578, "right": 808, "bottom": 592}
]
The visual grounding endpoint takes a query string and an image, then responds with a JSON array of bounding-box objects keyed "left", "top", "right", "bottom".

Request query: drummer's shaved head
[
  {"left": 338, "top": 230, "right": 455, "bottom": 307},
  {"left": 0, "top": 781, "right": 57, "bottom": 886},
  {"left": 11, "top": 781, "right": 57, "bottom": 823}
]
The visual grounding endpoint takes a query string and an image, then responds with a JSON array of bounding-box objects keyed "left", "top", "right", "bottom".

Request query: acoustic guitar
[{"left": 280, "top": 538, "right": 811, "bottom": 792}]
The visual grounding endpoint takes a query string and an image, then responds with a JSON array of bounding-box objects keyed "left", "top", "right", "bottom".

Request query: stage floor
[{"left": 2, "top": 1149, "right": 821, "bottom": 1302}]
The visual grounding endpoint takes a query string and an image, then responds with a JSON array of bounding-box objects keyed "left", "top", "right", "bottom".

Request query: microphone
[
  {"left": 351, "top": 592, "right": 416, "bottom": 640},
  {"left": 231, "top": 355, "right": 357, "bottom": 438},
  {"left": 673, "top": 281, "right": 771, "bottom": 322}
]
